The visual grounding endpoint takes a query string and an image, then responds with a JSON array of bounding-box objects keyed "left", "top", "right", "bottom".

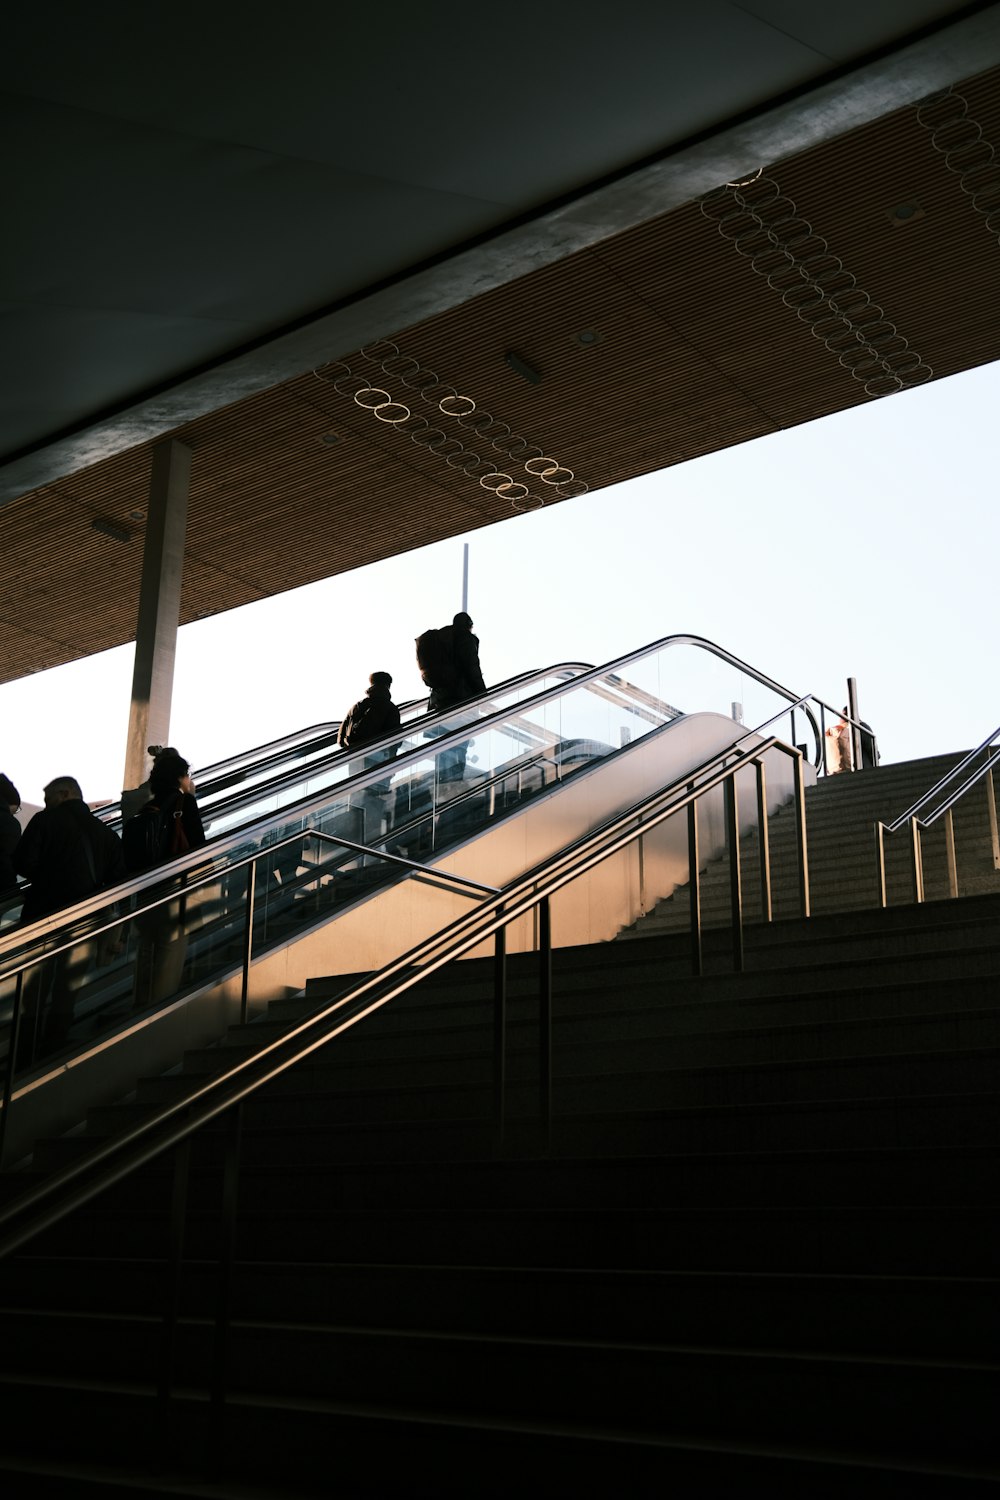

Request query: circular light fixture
[{"left": 574, "top": 328, "right": 601, "bottom": 346}]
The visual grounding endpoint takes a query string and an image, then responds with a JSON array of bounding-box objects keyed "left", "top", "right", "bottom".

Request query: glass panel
[{"left": 1, "top": 637, "right": 820, "bottom": 1100}]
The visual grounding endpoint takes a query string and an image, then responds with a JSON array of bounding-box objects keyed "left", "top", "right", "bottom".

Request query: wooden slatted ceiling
[{"left": 2, "top": 65, "right": 998, "bottom": 685}]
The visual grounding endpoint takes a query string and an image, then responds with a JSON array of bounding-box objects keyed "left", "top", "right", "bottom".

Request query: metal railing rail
[
  {"left": 0, "top": 718, "right": 809, "bottom": 1435},
  {"left": 0, "top": 827, "right": 499, "bottom": 1164},
  {"left": 0, "top": 672, "right": 602, "bottom": 958},
  {"left": 1, "top": 635, "right": 823, "bottom": 941},
  {"left": 140, "top": 628, "right": 819, "bottom": 838},
  {"left": 876, "top": 726, "right": 1000, "bottom": 905},
  {"left": 95, "top": 662, "right": 585, "bottom": 826},
  {"left": 0, "top": 722, "right": 808, "bottom": 1249}
]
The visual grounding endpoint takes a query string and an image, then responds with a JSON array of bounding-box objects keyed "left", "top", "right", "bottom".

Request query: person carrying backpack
[
  {"left": 338, "top": 671, "right": 402, "bottom": 797},
  {"left": 124, "top": 748, "right": 206, "bottom": 1010},
  {"left": 415, "top": 613, "right": 487, "bottom": 782},
  {"left": 14, "top": 775, "right": 126, "bottom": 1062},
  {"left": 338, "top": 672, "right": 401, "bottom": 755}
]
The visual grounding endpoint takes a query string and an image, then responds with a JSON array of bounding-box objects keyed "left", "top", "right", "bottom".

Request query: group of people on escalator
[
  {"left": 2, "top": 611, "right": 488, "bottom": 1068},
  {"left": 338, "top": 610, "right": 486, "bottom": 783},
  {"left": 1, "top": 749, "right": 205, "bottom": 1067}
]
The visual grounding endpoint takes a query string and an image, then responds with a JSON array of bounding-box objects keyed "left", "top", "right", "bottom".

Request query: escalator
[
  {"left": 0, "top": 634, "right": 822, "bottom": 1164},
  {"left": 96, "top": 662, "right": 591, "bottom": 833},
  {"left": 0, "top": 664, "right": 591, "bottom": 932}
]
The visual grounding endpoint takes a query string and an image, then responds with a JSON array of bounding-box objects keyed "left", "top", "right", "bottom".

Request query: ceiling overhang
[{"left": 3, "top": 2, "right": 999, "bottom": 685}]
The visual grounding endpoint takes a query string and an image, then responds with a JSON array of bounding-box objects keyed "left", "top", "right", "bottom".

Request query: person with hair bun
[
  {"left": 126, "top": 748, "right": 206, "bottom": 1009},
  {"left": 0, "top": 772, "right": 22, "bottom": 900}
]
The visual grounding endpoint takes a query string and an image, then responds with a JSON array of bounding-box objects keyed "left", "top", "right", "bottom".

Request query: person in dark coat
[
  {"left": 0, "top": 772, "right": 22, "bottom": 901},
  {"left": 338, "top": 672, "right": 402, "bottom": 757},
  {"left": 419, "top": 613, "right": 487, "bottom": 782},
  {"left": 127, "top": 748, "right": 206, "bottom": 1010},
  {"left": 14, "top": 775, "right": 126, "bottom": 1060},
  {"left": 339, "top": 670, "right": 402, "bottom": 788},
  {"left": 15, "top": 776, "right": 125, "bottom": 925},
  {"left": 424, "top": 613, "right": 486, "bottom": 715}
]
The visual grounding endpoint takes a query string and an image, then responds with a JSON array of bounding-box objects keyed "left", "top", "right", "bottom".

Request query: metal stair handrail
[
  {"left": 1, "top": 632, "right": 823, "bottom": 960},
  {"left": 94, "top": 661, "right": 580, "bottom": 825},
  {"left": 876, "top": 725, "right": 1000, "bottom": 905},
  {"left": 0, "top": 721, "right": 809, "bottom": 1263}
]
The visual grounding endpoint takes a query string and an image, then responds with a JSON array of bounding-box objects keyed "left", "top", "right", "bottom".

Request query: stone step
[{"left": 9, "top": 1253, "right": 996, "bottom": 1361}]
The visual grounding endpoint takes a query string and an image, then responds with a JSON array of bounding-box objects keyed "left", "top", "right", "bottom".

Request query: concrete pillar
[{"left": 123, "top": 439, "right": 191, "bottom": 792}]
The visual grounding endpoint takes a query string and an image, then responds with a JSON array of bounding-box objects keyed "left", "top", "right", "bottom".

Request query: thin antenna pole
[{"left": 461, "top": 543, "right": 469, "bottom": 613}]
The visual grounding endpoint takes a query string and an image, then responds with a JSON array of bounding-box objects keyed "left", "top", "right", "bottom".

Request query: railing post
[
  {"left": 687, "top": 790, "right": 702, "bottom": 978},
  {"left": 944, "top": 808, "right": 958, "bottom": 899},
  {"left": 493, "top": 923, "right": 507, "bottom": 1156},
  {"left": 210, "top": 1102, "right": 244, "bottom": 1443},
  {"left": 724, "top": 775, "right": 744, "bottom": 973},
  {"left": 911, "top": 819, "right": 925, "bottom": 904},
  {"left": 538, "top": 896, "right": 552, "bottom": 1157},
  {"left": 876, "top": 823, "right": 888, "bottom": 909},
  {"left": 0, "top": 972, "right": 25, "bottom": 1168},
  {"left": 755, "top": 758, "right": 772, "bottom": 924},
  {"left": 985, "top": 764, "right": 1000, "bottom": 871},
  {"left": 159, "top": 1134, "right": 191, "bottom": 1401},
  {"left": 793, "top": 753, "right": 811, "bottom": 919},
  {"left": 240, "top": 858, "right": 257, "bottom": 1027}
]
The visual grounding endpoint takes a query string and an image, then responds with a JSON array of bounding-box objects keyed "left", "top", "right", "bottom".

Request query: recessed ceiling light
[
  {"left": 321, "top": 431, "right": 342, "bottom": 445},
  {"left": 575, "top": 329, "right": 602, "bottom": 347},
  {"left": 887, "top": 200, "right": 924, "bottom": 226}
]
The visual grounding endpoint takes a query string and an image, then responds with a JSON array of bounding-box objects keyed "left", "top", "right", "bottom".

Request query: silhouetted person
[
  {"left": 338, "top": 671, "right": 403, "bottom": 852},
  {"left": 124, "top": 748, "right": 206, "bottom": 1010},
  {"left": 338, "top": 671, "right": 401, "bottom": 770},
  {"left": 120, "top": 743, "right": 165, "bottom": 821},
  {"left": 416, "top": 613, "right": 486, "bottom": 782},
  {"left": 0, "top": 773, "right": 21, "bottom": 901},
  {"left": 14, "top": 775, "right": 126, "bottom": 1060}
]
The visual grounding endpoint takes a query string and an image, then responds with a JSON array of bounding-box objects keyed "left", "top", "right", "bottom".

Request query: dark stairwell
[{"left": 0, "top": 753, "right": 997, "bottom": 1497}]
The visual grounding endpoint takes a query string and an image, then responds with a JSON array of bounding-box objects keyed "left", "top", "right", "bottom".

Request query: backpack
[
  {"left": 340, "top": 695, "right": 384, "bottom": 750},
  {"left": 122, "top": 797, "right": 189, "bottom": 873},
  {"left": 415, "top": 627, "right": 452, "bottom": 689}
]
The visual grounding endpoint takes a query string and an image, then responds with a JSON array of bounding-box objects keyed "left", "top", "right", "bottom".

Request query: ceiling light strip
[
  {"left": 916, "top": 88, "right": 1000, "bottom": 245},
  {"left": 313, "top": 342, "right": 588, "bottom": 511},
  {"left": 700, "top": 175, "right": 933, "bottom": 398}
]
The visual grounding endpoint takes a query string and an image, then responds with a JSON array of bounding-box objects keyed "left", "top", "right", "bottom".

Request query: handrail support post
[
  {"left": 756, "top": 758, "right": 772, "bottom": 924},
  {"left": 493, "top": 924, "right": 507, "bottom": 1157},
  {"left": 944, "top": 808, "right": 958, "bottom": 899},
  {"left": 725, "top": 776, "right": 744, "bottom": 973},
  {"left": 911, "top": 818, "right": 925, "bottom": 904},
  {"left": 687, "top": 790, "right": 702, "bottom": 978},
  {"left": 538, "top": 896, "right": 552, "bottom": 1157}
]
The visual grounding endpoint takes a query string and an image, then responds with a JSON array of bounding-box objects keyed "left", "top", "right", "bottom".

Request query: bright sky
[{"left": 3, "top": 357, "right": 997, "bottom": 809}]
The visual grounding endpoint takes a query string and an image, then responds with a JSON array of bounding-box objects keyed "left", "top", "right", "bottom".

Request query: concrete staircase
[
  {"left": 621, "top": 752, "right": 1000, "bottom": 935},
  {"left": 0, "top": 758, "right": 998, "bottom": 1496}
]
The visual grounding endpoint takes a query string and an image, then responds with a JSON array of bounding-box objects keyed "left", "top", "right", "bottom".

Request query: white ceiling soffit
[{"left": 0, "top": 0, "right": 994, "bottom": 504}]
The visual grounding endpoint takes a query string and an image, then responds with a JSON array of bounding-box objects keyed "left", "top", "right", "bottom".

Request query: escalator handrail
[
  {"left": 0, "top": 662, "right": 596, "bottom": 960},
  {"left": 94, "top": 663, "right": 584, "bottom": 826},
  {"left": 0, "top": 635, "right": 817, "bottom": 958},
  {"left": 0, "top": 719, "right": 798, "bottom": 1252},
  {"left": 881, "top": 724, "right": 1000, "bottom": 835},
  {"left": 162, "top": 631, "right": 817, "bottom": 839},
  {"left": 139, "top": 663, "right": 595, "bottom": 838}
]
